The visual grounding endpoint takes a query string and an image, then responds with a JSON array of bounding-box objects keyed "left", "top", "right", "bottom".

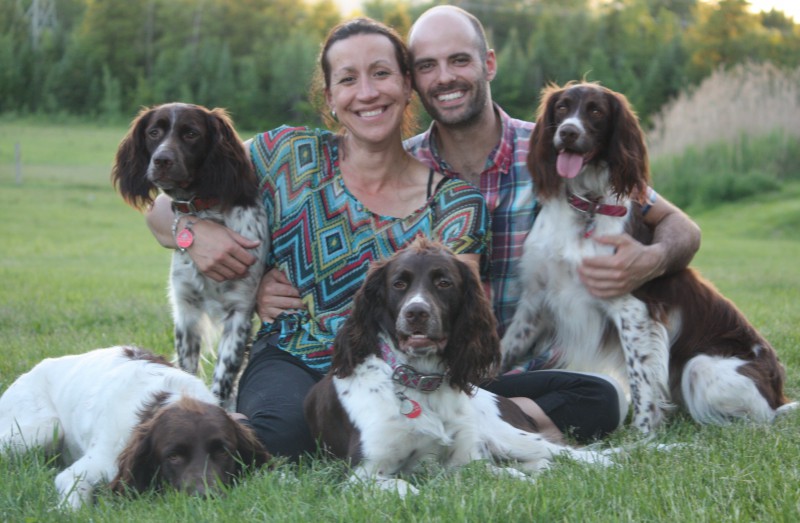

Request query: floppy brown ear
[
  {"left": 111, "top": 106, "right": 158, "bottom": 210},
  {"left": 197, "top": 108, "right": 258, "bottom": 210},
  {"left": 606, "top": 89, "right": 650, "bottom": 200},
  {"left": 444, "top": 258, "right": 501, "bottom": 394},
  {"left": 109, "top": 419, "right": 162, "bottom": 495},
  {"left": 231, "top": 419, "right": 272, "bottom": 473},
  {"left": 528, "top": 84, "right": 565, "bottom": 201},
  {"left": 331, "top": 261, "right": 390, "bottom": 378}
]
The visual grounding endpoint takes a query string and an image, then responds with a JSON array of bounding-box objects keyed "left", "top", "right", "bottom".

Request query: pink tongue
[{"left": 557, "top": 152, "right": 584, "bottom": 178}]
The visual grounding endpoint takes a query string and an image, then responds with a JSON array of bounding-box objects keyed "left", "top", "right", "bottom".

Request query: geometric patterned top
[{"left": 250, "top": 126, "right": 490, "bottom": 372}]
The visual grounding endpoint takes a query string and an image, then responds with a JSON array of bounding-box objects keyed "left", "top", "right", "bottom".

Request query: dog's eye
[
  {"left": 147, "top": 128, "right": 162, "bottom": 139},
  {"left": 183, "top": 130, "right": 200, "bottom": 140},
  {"left": 166, "top": 452, "right": 184, "bottom": 465},
  {"left": 436, "top": 279, "right": 452, "bottom": 289},
  {"left": 392, "top": 280, "right": 407, "bottom": 290},
  {"left": 587, "top": 104, "right": 603, "bottom": 118}
]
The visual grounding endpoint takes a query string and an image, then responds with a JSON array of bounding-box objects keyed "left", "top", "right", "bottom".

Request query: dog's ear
[
  {"left": 199, "top": 108, "right": 258, "bottom": 210},
  {"left": 528, "top": 83, "right": 564, "bottom": 201},
  {"left": 109, "top": 420, "right": 161, "bottom": 495},
  {"left": 231, "top": 419, "right": 272, "bottom": 473},
  {"left": 606, "top": 89, "right": 650, "bottom": 201},
  {"left": 332, "top": 260, "right": 389, "bottom": 378},
  {"left": 444, "top": 258, "right": 501, "bottom": 393},
  {"left": 112, "top": 106, "right": 158, "bottom": 209}
]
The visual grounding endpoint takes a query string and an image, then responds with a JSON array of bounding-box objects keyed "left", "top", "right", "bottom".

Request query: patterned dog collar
[{"left": 380, "top": 337, "right": 445, "bottom": 393}]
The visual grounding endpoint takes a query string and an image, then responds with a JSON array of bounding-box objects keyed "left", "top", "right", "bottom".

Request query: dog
[
  {"left": 0, "top": 346, "right": 271, "bottom": 509},
  {"left": 304, "top": 237, "right": 611, "bottom": 497},
  {"left": 112, "top": 102, "right": 268, "bottom": 407},
  {"left": 500, "top": 82, "right": 796, "bottom": 433}
]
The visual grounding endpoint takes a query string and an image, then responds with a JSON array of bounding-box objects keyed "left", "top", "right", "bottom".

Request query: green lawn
[{"left": 1, "top": 122, "right": 799, "bottom": 522}]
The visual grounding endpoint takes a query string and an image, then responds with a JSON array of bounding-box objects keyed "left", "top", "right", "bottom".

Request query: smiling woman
[{"left": 144, "top": 17, "right": 490, "bottom": 462}]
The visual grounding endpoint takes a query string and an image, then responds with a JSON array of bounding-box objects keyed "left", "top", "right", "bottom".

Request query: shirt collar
[{"left": 421, "top": 103, "right": 515, "bottom": 179}]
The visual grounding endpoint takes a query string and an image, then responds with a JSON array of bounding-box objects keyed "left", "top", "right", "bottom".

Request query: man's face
[{"left": 409, "top": 14, "right": 495, "bottom": 128}]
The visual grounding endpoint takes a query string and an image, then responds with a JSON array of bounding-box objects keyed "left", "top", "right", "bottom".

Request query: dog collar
[
  {"left": 567, "top": 192, "right": 628, "bottom": 218},
  {"left": 379, "top": 338, "right": 445, "bottom": 393},
  {"left": 171, "top": 197, "right": 220, "bottom": 214}
]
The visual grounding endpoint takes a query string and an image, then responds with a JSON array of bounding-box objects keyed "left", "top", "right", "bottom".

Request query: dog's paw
[{"left": 485, "top": 463, "right": 536, "bottom": 482}]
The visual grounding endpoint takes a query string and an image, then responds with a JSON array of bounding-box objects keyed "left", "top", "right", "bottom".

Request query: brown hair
[{"left": 310, "top": 17, "right": 417, "bottom": 136}]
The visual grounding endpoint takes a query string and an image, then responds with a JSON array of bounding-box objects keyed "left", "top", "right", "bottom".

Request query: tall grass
[
  {"left": 1, "top": 121, "right": 799, "bottom": 521},
  {"left": 648, "top": 62, "right": 800, "bottom": 159},
  {"left": 647, "top": 62, "right": 800, "bottom": 211}
]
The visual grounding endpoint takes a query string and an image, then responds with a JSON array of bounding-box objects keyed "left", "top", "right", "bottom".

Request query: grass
[{"left": 1, "top": 121, "right": 799, "bottom": 521}]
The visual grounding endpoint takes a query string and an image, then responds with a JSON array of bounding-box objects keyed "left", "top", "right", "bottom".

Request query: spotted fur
[
  {"left": 112, "top": 103, "right": 268, "bottom": 407},
  {"left": 501, "top": 82, "right": 795, "bottom": 432}
]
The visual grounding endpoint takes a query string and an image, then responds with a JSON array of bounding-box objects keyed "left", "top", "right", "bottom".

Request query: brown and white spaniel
[
  {"left": 304, "top": 237, "right": 611, "bottom": 497},
  {"left": 112, "top": 103, "right": 269, "bottom": 408},
  {"left": 500, "top": 82, "right": 796, "bottom": 432},
  {"left": 0, "top": 346, "right": 270, "bottom": 509}
]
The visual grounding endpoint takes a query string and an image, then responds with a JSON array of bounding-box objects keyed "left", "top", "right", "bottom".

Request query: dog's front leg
[
  {"left": 609, "top": 296, "right": 671, "bottom": 432},
  {"left": 170, "top": 261, "right": 205, "bottom": 375},
  {"left": 212, "top": 304, "right": 255, "bottom": 408},
  {"left": 349, "top": 463, "right": 419, "bottom": 498},
  {"left": 55, "top": 451, "right": 118, "bottom": 510},
  {"left": 500, "top": 288, "right": 547, "bottom": 371}
]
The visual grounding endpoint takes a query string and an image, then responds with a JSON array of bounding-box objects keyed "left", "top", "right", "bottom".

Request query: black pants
[
  {"left": 481, "top": 370, "right": 622, "bottom": 442},
  {"left": 237, "top": 336, "right": 623, "bottom": 460}
]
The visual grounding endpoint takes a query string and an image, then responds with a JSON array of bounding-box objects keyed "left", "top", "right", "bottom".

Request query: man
[{"left": 405, "top": 6, "right": 700, "bottom": 341}]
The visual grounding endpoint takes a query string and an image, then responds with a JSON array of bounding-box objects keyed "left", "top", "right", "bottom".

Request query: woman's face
[{"left": 325, "top": 33, "right": 411, "bottom": 147}]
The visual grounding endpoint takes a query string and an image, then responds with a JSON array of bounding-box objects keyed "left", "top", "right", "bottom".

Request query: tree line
[{"left": 2, "top": 0, "right": 798, "bottom": 131}]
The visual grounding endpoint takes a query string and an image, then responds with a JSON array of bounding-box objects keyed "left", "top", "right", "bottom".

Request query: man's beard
[{"left": 421, "top": 79, "right": 489, "bottom": 129}]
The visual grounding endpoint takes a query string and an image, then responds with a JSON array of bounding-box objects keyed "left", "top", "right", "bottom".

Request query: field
[{"left": 1, "top": 121, "right": 799, "bottom": 522}]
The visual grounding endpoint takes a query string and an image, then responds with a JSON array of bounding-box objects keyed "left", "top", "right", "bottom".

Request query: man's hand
[
  {"left": 578, "top": 233, "right": 665, "bottom": 298},
  {"left": 256, "top": 268, "right": 304, "bottom": 323},
  {"left": 186, "top": 220, "right": 260, "bottom": 282}
]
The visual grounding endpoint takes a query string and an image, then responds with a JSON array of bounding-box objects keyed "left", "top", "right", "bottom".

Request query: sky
[
  {"left": 747, "top": 0, "right": 799, "bottom": 19},
  {"left": 330, "top": 0, "right": 800, "bottom": 20}
]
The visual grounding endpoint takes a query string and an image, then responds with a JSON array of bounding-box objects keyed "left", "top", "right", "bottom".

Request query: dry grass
[{"left": 647, "top": 62, "right": 800, "bottom": 159}]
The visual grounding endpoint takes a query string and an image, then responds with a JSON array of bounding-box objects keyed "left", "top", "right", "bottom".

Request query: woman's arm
[{"left": 145, "top": 193, "right": 261, "bottom": 282}]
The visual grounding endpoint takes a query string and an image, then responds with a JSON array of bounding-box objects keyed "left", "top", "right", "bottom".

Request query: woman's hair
[{"left": 310, "top": 17, "right": 417, "bottom": 136}]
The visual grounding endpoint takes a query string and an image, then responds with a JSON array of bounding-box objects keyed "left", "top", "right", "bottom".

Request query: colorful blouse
[{"left": 251, "top": 126, "right": 490, "bottom": 372}]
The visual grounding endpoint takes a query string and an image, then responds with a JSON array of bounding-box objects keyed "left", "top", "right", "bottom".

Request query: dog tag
[
  {"left": 398, "top": 394, "right": 422, "bottom": 418},
  {"left": 176, "top": 228, "right": 194, "bottom": 249}
]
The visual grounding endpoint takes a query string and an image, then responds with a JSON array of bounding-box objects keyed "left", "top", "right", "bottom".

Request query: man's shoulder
[{"left": 499, "top": 108, "right": 535, "bottom": 139}]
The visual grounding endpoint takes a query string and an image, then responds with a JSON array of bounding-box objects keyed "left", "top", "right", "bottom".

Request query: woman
[{"left": 146, "top": 18, "right": 489, "bottom": 459}]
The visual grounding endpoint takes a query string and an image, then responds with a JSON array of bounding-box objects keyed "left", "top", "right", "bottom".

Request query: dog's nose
[
  {"left": 558, "top": 124, "right": 580, "bottom": 145},
  {"left": 153, "top": 151, "right": 175, "bottom": 169},
  {"left": 404, "top": 302, "right": 430, "bottom": 325}
]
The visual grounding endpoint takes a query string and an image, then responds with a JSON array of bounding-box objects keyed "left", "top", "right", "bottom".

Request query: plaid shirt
[{"left": 405, "top": 105, "right": 536, "bottom": 338}]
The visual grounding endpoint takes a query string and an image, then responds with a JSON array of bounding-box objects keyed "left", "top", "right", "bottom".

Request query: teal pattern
[{"left": 251, "top": 126, "right": 490, "bottom": 372}]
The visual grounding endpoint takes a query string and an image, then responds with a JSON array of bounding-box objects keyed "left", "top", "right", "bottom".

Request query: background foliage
[{"left": 2, "top": 0, "right": 799, "bottom": 130}]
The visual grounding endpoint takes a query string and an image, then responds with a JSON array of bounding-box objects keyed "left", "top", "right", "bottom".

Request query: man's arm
[
  {"left": 577, "top": 194, "right": 701, "bottom": 298},
  {"left": 146, "top": 193, "right": 261, "bottom": 282}
]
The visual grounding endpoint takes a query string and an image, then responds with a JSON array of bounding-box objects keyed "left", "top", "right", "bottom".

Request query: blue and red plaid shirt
[{"left": 405, "top": 105, "right": 537, "bottom": 340}]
